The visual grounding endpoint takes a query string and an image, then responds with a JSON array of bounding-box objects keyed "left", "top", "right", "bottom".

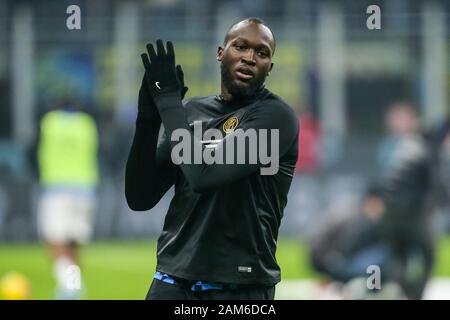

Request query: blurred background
[{"left": 0, "top": 0, "right": 450, "bottom": 299}]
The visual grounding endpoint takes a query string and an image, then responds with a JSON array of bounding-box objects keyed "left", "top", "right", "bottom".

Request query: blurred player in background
[
  {"left": 375, "top": 102, "right": 434, "bottom": 299},
  {"left": 33, "top": 99, "right": 99, "bottom": 299},
  {"left": 309, "top": 102, "right": 434, "bottom": 299},
  {"left": 428, "top": 116, "right": 450, "bottom": 233},
  {"left": 126, "top": 18, "right": 299, "bottom": 300}
]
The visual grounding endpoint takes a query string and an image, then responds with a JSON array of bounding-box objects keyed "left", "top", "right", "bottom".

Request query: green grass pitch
[{"left": 0, "top": 237, "right": 449, "bottom": 299}]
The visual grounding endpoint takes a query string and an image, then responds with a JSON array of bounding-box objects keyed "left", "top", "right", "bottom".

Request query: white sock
[{"left": 53, "top": 256, "right": 83, "bottom": 299}]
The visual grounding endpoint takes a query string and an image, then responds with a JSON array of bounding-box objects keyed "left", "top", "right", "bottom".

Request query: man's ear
[
  {"left": 268, "top": 62, "right": 274, "bottom": 75},
  {"left": 216, "top": 46, "right": 224, "bottom": 61}
]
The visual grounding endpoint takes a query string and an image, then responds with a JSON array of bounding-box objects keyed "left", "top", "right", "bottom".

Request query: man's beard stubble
[{"left": 220, "top": 62, "right": 266, "bottom": 100}]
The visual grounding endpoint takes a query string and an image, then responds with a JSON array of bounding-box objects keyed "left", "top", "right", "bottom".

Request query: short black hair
[{"left": 223, "top": 17, "right": 276, "bottom": 55}]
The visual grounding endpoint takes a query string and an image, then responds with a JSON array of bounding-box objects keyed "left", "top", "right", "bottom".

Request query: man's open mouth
[{"left": 236, "top": 68, "right": 254, "bottom": 80}]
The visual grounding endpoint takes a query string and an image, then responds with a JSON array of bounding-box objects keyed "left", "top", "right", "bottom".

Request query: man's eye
[
  {"left": 235, "top": 45, "right": 246, "bottom": 50},
  {"left": 258, "top": 51, "right": 268, "bottom": 57}
]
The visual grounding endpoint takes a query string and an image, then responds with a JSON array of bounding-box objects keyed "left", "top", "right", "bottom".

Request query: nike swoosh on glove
[{"left": 140, "top": 40, "right": 188, "bottom": 100}]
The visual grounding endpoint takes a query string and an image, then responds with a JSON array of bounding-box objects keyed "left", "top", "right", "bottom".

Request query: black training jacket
[{"left": 125, "top": 88, "right": 299, "bottom": 285}]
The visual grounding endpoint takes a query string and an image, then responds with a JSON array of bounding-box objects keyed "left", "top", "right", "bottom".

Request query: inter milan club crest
[{"left": 222, "top": 116, "right": 239, "bottom": 134}]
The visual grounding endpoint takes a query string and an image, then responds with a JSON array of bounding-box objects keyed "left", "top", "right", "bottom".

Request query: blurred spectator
[
  {"left": 295, "top": 109, "right": 321, "bottom": 173},
  {"left": 33, "top": 100, "right": 99, "bottom": 299},
  {"left": 308, "top": 186, "right": 389, "bottom": 287}
]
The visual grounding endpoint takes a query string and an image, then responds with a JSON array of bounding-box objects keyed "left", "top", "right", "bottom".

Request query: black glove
[
  {"left": 140, "top": 40, "right": 188, "bottom": 99},
  {"left": 137, "top": 73, "right": 159, "bottom": 120}
]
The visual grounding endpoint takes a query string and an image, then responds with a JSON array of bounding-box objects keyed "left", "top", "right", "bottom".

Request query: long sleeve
[
  {"left": 154, "top": 92, "right": 299, "bottom": 193},
  {"left": 125, "top": 116, "right": 176, "bottom": 211}
]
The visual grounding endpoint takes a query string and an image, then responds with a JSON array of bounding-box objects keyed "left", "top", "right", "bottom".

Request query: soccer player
[
  {"left": 36, "top": 100, "right": 99, "bottom": 299},
  {"left": 375, "top": 102, "right": 434, "bottom": 299},
  {"left": 125, "top": 18, "right": 299, "bottom": 300}
]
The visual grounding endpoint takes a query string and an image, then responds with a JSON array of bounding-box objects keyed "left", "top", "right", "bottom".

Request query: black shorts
[{"left": 145, "top": 279, "right": 276, "bottom": 300}]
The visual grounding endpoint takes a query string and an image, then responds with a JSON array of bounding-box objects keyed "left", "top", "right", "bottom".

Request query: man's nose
[{"left": 241, "top": 49, "right": 256, "bottom": 66}]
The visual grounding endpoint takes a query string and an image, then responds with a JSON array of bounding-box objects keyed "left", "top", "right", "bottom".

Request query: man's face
[
  {"left": 387, "top": 105, "right": 418, "bottom": 136},
  {"left": 217, "top": 23, "right": 274, "bottom": 99}
]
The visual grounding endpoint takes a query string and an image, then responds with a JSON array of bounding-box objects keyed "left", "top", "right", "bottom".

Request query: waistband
[{"left": 154, "top": 272, "right": 239, "bottom": 292}]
